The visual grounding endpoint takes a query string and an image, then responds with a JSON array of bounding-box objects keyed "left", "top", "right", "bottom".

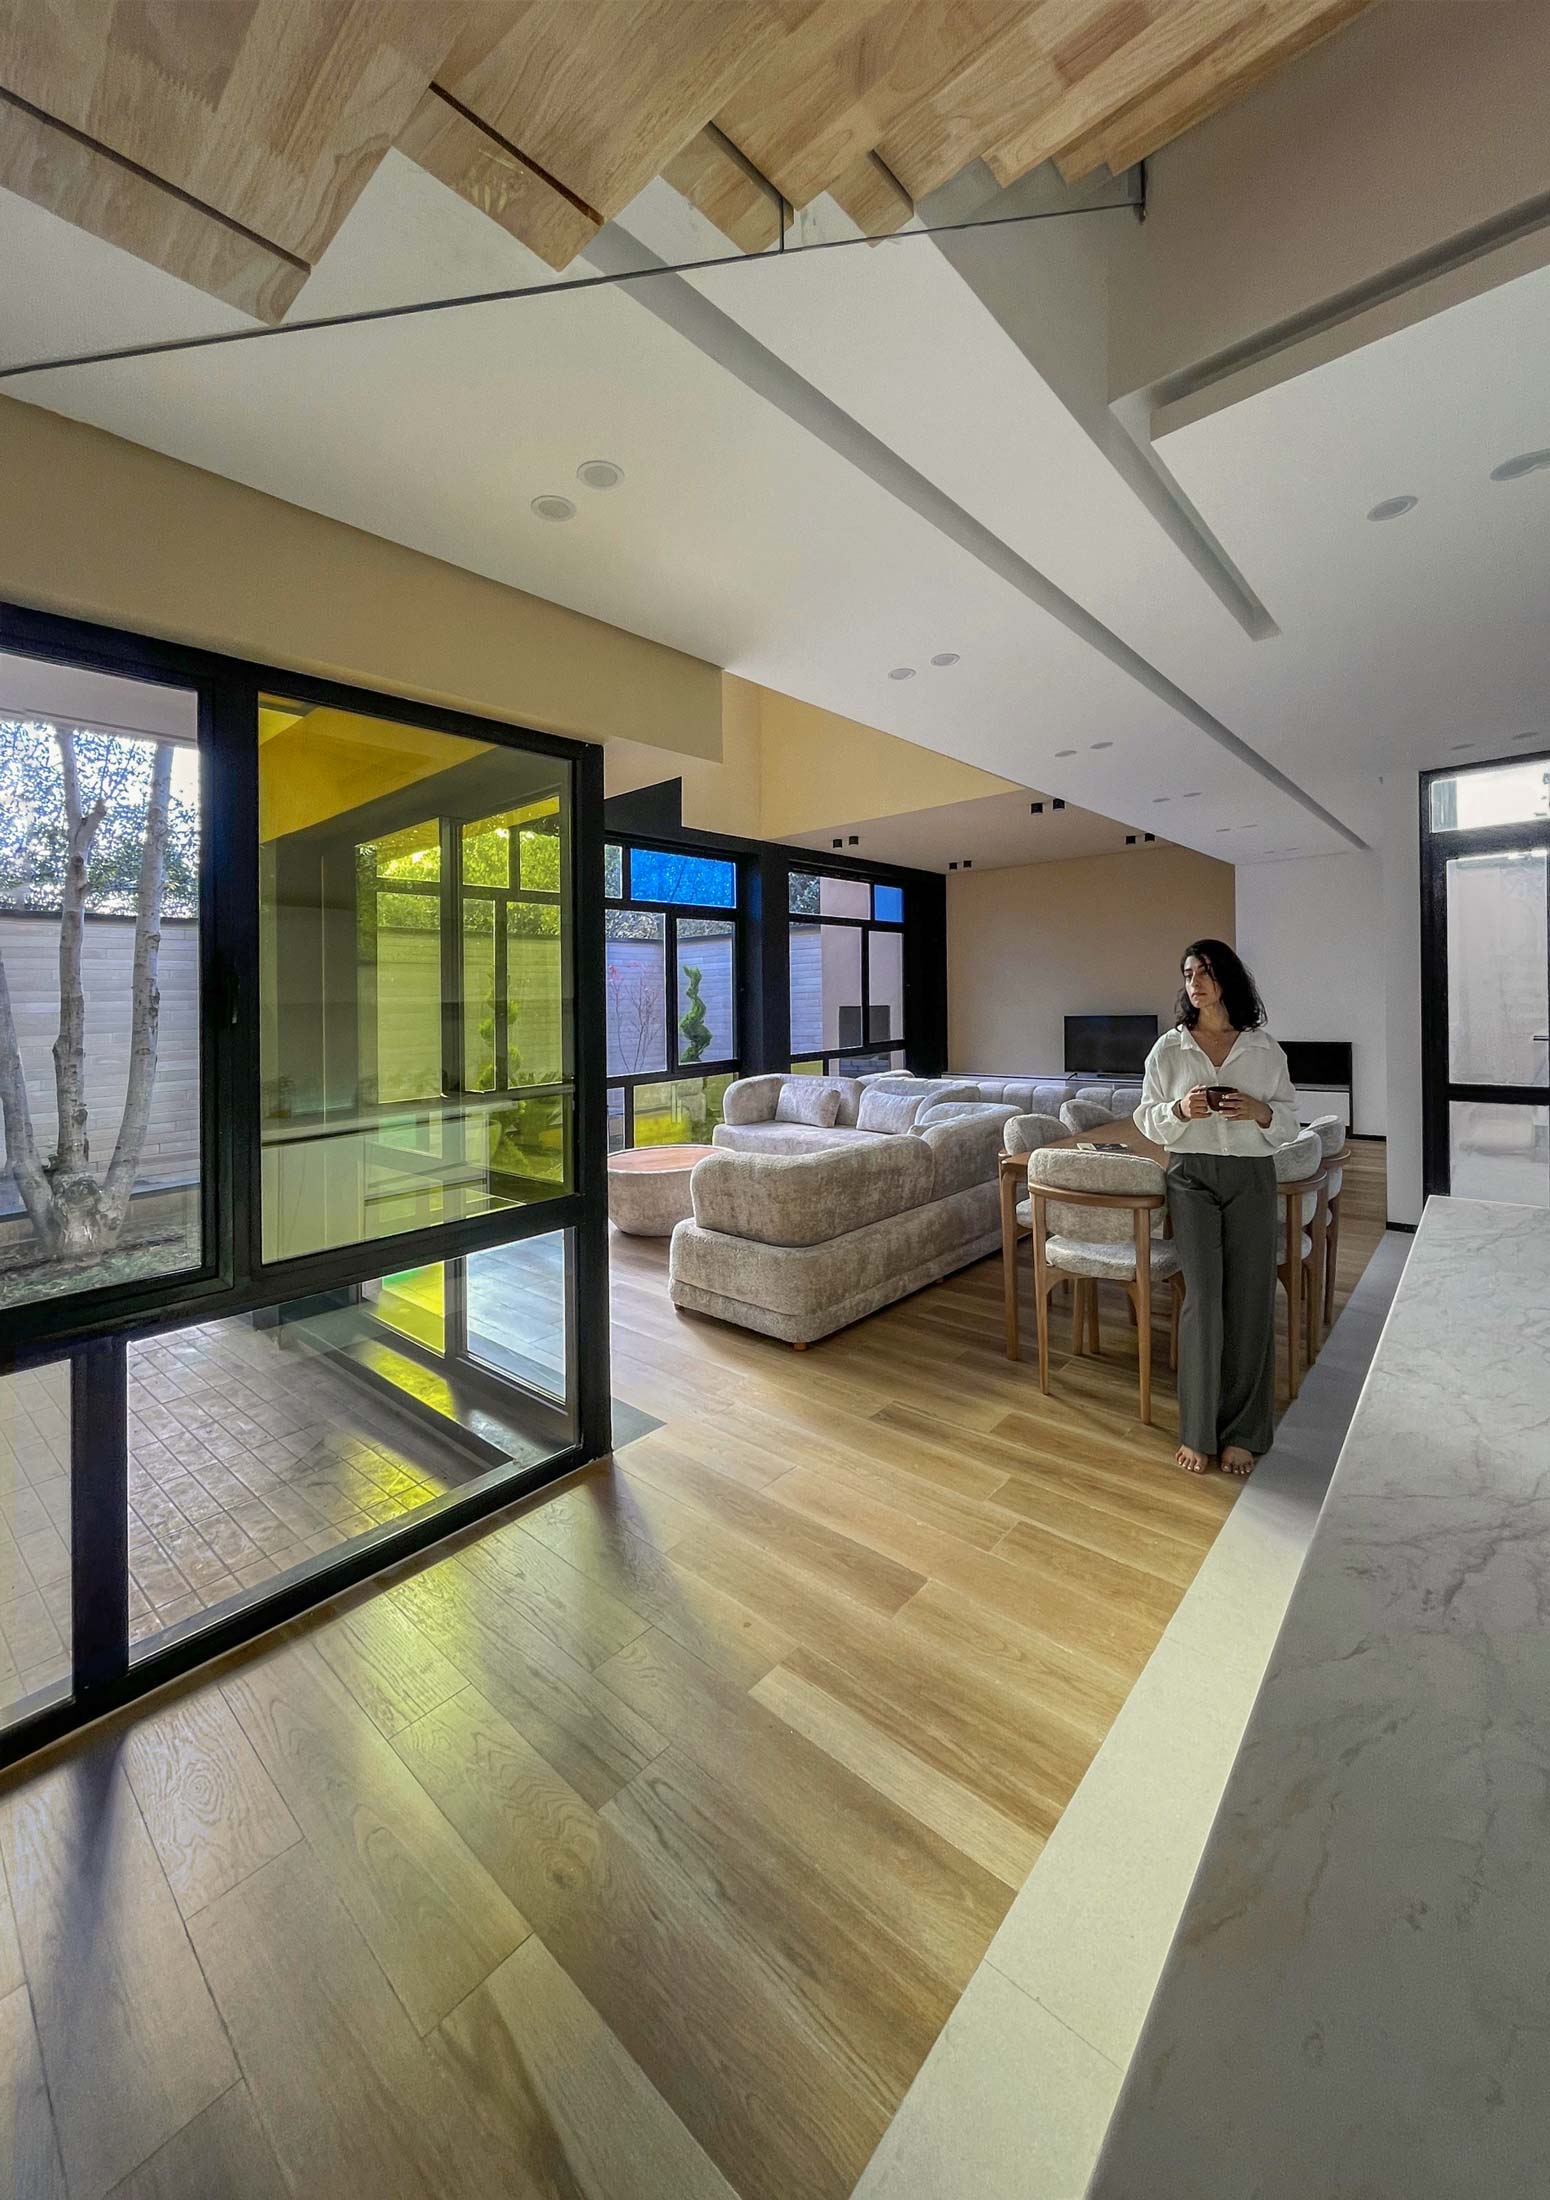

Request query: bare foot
[
  {"left": 1220, "top": 1446, "right": 1255, "bottom": 1478},
  {"left": 1175, "top": 1444, "right": 1210, "bottom": 1475}
]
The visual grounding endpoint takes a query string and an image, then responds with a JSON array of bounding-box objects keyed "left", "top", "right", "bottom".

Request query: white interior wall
[{"left": 1234, "top": 851, "right": 1388, "bottom": 1141}]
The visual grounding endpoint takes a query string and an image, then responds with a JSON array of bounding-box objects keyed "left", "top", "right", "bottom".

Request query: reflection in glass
[
  {"left": 676, "top": 919, "right": 736, "bottom": 1065},
  {"left": 629, "top": 846, "right": 736, "bottom": 907},
  {"left": 0, "top": 1358, "right": 71, "bottom": 1724},
  {"left": 259, "top": 698, "right": 572, "bottom": 1264},
  {"left": 1449, "top": 1102, "right": 1549, "bottom": 1206},
  {"left": 873, "top": 883, "right": 905, "bottom": 924},
  {"left": 790, "top": 921, "right": 862, "bottom": 1053},
  {"left": 0, "top": 655, "right": 202, "bottom": 1310},
  {"left": 633, "top": 1074, "right": 735, "bottom": 1146},
  {"left": 869, "top": 928, "right": 904, "bottom": 1048},
  {"left": 466, "top": 1232, "right": 568, "bottom": 1399},
  {"left": 1446, "top": 851, "right": 1548, "bottom": 1087},
  {"left": 128, "top": 1244, "right": 577, "bottom": 1660},
  {"left": 1431, "top": 758, "right": 1550, "bottom": 832},
  {"left": 606, "top": 909, "right": 667, "bottom": 1075}
]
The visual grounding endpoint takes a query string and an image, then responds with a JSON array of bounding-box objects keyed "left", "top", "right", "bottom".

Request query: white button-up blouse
[{"left": 1134, "top": 1024, "right": 1302, "bottom": 1157}]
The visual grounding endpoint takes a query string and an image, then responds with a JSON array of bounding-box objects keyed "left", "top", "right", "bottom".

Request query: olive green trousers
[{"left": 1166, "top": 1151, "right": 1278, "bottom": 1458}]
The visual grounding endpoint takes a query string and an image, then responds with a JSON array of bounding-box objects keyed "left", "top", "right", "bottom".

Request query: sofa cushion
[
  {"left": 856, "top": 1085, "right": 927, "bottom": 1135},
  {"left": 776, "top": 1078, "right": 841, "bottom": 1127},
  {"left": 691, "top": 1135, "right": 933, "bottom": 1248},
  {"left": 915, "top": 1100, "right": 1017, "bottom": 1131},
  {"left": 832, "top": 1077, "right": 865, "bottom": 1128},
  {"left": 1032, "top": 1081, "right": 1072, "bottom": 1114},
  {"left": 672, "top": 1178, "right": 998, "bottom": 1321},
  {"left": 712, "top": 1123, "right": 878, "bottom": 1157},
  {"left": 918, "top": 1111, "right": 1010, "bottom": 1198},
  {"left": 720, "top": 1074, "right": 783, "bottom": 1127}
]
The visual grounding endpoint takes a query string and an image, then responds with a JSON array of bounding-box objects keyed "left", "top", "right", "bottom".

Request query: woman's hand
[
  {"left": 1220, "top": 1089, "right": 1273, "bottom": 1128},
  {"left": 1178, "top": 1086, "right": 1214, "bottom": 1120}
]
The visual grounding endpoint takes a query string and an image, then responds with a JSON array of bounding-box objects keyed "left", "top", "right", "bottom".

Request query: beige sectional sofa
[
  {"left": 710, "top": 1071, "right": 982, "bottom": 1157},
  {"left": 670, "top": 1108, "right": 1009, "bottom": 1345}
]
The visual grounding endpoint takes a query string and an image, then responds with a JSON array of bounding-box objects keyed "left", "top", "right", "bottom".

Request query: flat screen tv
[{"left": 1065, "top": 1014, "right": 1158, "bottom": 1078}]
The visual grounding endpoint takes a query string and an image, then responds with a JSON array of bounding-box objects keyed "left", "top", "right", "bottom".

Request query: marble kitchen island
[{"left": 1088, "top": 1195, "right": 1550, "bottom": 2199}]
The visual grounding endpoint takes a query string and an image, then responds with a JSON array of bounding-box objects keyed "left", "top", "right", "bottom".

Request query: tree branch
[
  {"left": 0, "top": 943, "right": 55, "bottom": 1245},
  {"left": 50, "top": 727, "right": 107, "bottom": 1177},
  {"left": 104, "top": 741, "right": 174, "bottom": 1228}
]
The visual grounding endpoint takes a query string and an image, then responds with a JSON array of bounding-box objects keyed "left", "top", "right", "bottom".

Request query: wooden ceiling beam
[
  {"left": 433, "top": 0, "right": 822, "bottom": 227},
  {"left": 981, "top": 0, "right": 1279, "bottom": 185},
  {"left": 715, "top": 0, "right": 1022, "bottom": 213},
  {"left": 1054, "top": 0, "right": 1380, "bottom": 181},
  {"left": 396, "top": 90, "right": 600, "bottom": 271},
  {"left": 875, "top": 0, "right": 1125, "bottom": 203},
  {"left": 661, "top": 127, "right": 788, "bottom": 253},
  {"left": 0, "top": 0, "right": 455, "bottom": 265},
  {"left": 827, "top": 149, "right": 916, "bottom": 235},
  {"left": 0, "top": 89, "right": 308, "bottom": 324}
]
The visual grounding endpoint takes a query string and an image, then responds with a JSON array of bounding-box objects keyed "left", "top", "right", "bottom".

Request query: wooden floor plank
[
  {"left": 0, "top": 1748, "right": 237, "bottom": 2200},
  {"left": 2, "top": 1982, "right": 68, "bottom": 2200},
  {"left": 453, "top": 1518, "right": 652, "bottom": 1671},
  {"left": 311, "top": 1595, "right": 468, "bottom": 1739},
  {"left": 435, "top": 1931, "right": 741, "bottom": 2200},
  {"left": 222, "top": 1642, "right": 528, "bottom": 2033},
  {"left": 0, "top": 1844, "right": 22, "bottom": 1998},
  {"left": 119, "top": 1686, "right": 302, "bottom": 1918},
  {"left": 387, "top": 1558, "right": 667, "bottom": 1808},
  {"left": 751, "top": 1662, "right": 1043, "bottom": 1891},
  {"left": 103, "top": 2083, "right": 288, "bottom": 2200},
  {"left": 393, "top": 1684, "right": 868, "bottom": 2200},
  {"left": 188, "top": 1844, "right": 519, "bottom": 2200}
]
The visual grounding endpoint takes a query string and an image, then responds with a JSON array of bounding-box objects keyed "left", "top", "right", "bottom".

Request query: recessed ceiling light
[
  {"left": 1090, "top": 740, "right": 1113, "bottom": 750},
  {"left": 531, "top": 495, "right": 576, "bottom": 522},
  {"left": 1367, "top": 495, "right": 1418, "bottom": 521},
  {"left": 576, "top": 459, "right": 625, "bottom": 490},
  {"left": 888, "top": 666, "right": 916, "bottom": 681},
  {"left": 930, "top": 651, "right": 960, "bottom": 667},
  {"left": 1054, "top": 747, "right": 1077, "bottom": 757},
  {"left": 1490, "top": 449, "right": 1550, "bottom": 482}
]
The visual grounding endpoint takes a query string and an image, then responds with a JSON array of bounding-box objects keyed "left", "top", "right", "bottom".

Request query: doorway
[{"left": 1421, "top": 752, "right": 1550, "bottom": 1204}]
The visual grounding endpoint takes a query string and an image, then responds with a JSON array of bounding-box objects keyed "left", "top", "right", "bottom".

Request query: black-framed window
[
  {"left": 0, "top": 600, "right": 610, "bottom": 1765},
  {"left": 1420, "top": 749, "right": 1550, "bottom": 1208},
  {"left": 604, "top": 839, "right": 742, "bottom": 1149},
  {"left": 787, "top": 868, "right": 909, "bottom": 1077}
]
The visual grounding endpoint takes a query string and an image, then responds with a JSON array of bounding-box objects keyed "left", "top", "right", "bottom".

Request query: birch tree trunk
[
  {"left": 103, "top": 741, "right": 173, "bottom": 1233},
  {"left": 0, "top": 947, "right": 56, "bottom": 1244},
  {"left": 48, "top": 729, "right": 108, "bottom": 1255}
]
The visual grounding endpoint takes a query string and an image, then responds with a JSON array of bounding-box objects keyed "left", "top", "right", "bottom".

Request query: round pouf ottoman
[{"left": 606, "top": 1144, "right": 716, "bottom": 1236}]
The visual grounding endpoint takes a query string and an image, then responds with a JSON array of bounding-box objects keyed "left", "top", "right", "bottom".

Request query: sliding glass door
[
  {"left": 1422, "top": 754, "right": 1550, "bottom": 1205},
  {"left": 1, "top": 602, "right": 608, "bottom": 1762}
]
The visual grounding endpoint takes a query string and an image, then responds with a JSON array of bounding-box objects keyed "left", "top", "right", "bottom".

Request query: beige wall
[
  {"left": 0, "top": 396, "right": 721, "bottom": 756},
  {"left": 759, "top": 687, "right": 1017, "bottom": 841},
  {"left": 947, "top": 844, "right": 1234, "bottom": 1071},
  {"left": 604, "top": 674, "right": 1021, "bottom": 845}
]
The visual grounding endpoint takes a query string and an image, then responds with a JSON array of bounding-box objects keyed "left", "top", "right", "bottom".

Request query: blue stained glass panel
[
  {"left": 873, "top": 883, "right": 905, "bottom": 924},
  {"left": 629, "top": 847, "right": 736, "bottom": 908}
]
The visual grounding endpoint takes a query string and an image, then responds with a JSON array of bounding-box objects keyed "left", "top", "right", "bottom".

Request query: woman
[{"left": 1135, "top": 940, "right": 1300, "bottom": 1478}]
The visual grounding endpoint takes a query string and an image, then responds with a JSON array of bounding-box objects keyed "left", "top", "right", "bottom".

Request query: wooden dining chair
[
  {"left": 1000, "top": 1113, "right": 1067, "bottom": 1359},
  {"left": 1304, "top": 1116, "right": 1352, "bottom": 1331},
  {"left": 1025, "top": 1148, "right": 1184, "bottom": 1427},
  {"left": 1274, "top": 1130, "right": 1329, "bottom": 1401}
]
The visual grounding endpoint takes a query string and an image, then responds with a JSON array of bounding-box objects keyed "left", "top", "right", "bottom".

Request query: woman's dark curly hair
[{"left": 1175, "top": 938, "right": 1266, "bottom": 1033}]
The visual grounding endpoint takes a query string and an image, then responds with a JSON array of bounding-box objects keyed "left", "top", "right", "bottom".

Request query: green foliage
[
  {"left": 679, "top": 964, "right": 712, "bottom": 1064},
  {"left": 0, "top": 721, "right": 199, "bottom": 916}
]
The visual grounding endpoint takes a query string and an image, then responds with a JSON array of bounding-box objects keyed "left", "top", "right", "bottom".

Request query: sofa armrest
[{"left": 719, "top": 1074, "right": 785, "bottom": 1126}]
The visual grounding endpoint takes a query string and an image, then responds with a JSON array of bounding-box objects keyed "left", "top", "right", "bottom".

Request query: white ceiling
[
  {"left": 784, "top": 786, "right": 1159, "bottom": 872},
  {"left": 2, "top": 140, "right": 1545, "bottom": 874}
]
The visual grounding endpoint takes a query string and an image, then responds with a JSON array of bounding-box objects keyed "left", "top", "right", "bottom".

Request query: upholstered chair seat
[
  {"left": 1060, "top": 1098, "right": 1117, "bottom": 1135},
  {"left": 1022, "top": 1148, "right": 1181, "bottom": 1424},
  {"left": 1003, "top": 1110, "right": 1065, "bottom": 1155}
]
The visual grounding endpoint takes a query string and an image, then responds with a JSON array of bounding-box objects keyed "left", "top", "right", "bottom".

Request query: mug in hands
[{"left": 1205, "top": 1086, "right": 1236, "bottom": 1112}]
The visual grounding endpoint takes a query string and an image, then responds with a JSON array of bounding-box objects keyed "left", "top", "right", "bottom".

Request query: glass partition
[
  {"left": 787, "top": 864, "right": 909, "bottom": 1075},
  {"left": 0, "top": 1358, "right": 72, "bottom": 1727},
  {"left": 258, "top": 697, "right": 573, "bottom": 1265},
  {"left": 605, "top": 836, "right": 741, "bottom": 1145}
]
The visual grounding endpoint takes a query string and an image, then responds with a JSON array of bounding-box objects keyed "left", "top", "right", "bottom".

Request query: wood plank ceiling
[{"left": 0, "top": 0, "right": 1379, "bottom": 325}]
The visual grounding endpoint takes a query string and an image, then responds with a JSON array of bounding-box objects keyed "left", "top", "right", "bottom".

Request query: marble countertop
[{"left": 1087, "top": 1195, "right": 1550, "bottom": 2200}]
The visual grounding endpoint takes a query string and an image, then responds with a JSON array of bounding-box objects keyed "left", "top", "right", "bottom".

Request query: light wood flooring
[{"left": 1, "top": 1144, "right": 1387, "bottom": 2199}]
